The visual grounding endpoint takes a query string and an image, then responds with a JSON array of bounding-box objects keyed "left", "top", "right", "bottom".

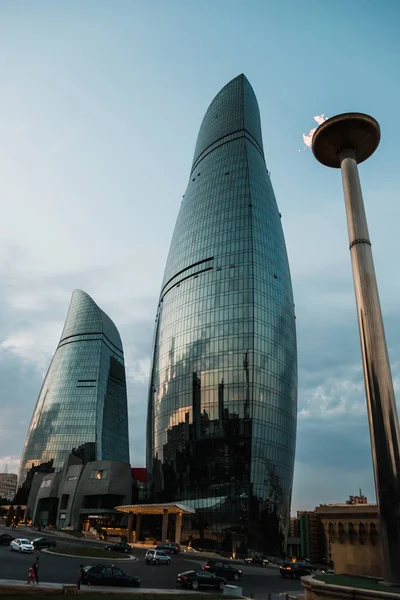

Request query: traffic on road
[{"left": 0, "top": 525, "right": 305, "bottom": 597}]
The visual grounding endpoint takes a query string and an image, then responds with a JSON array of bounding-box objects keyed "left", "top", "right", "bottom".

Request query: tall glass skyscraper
[
  {"left": 147, "top": 75, "right": 297, "bottom": 555},
  {"left": 18, "top": 290, "right": 129, "bottom": 485}
]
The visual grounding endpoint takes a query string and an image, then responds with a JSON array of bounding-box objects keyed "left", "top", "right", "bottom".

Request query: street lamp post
[{"left": 312, "top": 113, "right": 400, "bottom": 585}]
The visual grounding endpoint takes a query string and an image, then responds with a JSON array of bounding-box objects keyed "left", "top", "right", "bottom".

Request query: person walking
[
  {"left": 27, "top": 566, "right": 35, "bottom": 585},
  {"left": 33, "top": 557, "right": 39, "bottom": 584},
  {"left": 77, "top": 564, "right": 84, "bottom": 589}
]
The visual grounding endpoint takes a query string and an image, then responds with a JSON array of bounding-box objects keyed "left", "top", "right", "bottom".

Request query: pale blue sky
[{"left": 0, "top": 0, "right": 399, "bottom": 512}]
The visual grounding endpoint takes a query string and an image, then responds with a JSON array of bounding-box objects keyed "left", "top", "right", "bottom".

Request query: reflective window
[
  {"left": 90, "top": 469, "right": 108, "bottom": 480},
  {"left": 19, "top": 290, "right": 130, "bottom": 484},
  {"left": 147, "top": 76, "right": 297, "bottom": 556}
]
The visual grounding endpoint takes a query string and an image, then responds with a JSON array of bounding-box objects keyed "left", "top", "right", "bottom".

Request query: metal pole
[
  {"left": 339, "top": 148, "right": 400, "bottom": 584},
  {"left": 312, "top": 113, "right": 400, "bottom": 585}
]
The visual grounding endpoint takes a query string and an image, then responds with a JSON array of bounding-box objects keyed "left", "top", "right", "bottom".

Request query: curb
[
  {"left": 42, "top": 548, "right": 138, "bottom": 562},
  {"left": 0, "top": 581, "right": 210, "bottom": 596}
]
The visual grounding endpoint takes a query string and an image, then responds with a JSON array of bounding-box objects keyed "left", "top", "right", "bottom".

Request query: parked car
[
  {"left": 279, "top": 562, "right": 312, "bottom": 579},
  {"left": 177, "top": 569, "right": 226, "bottom": 591},
  {"left": 0, "top": 534, "right": 14, "bottom": 546},
  {"left": 10, "top": 538, "right": 34, "bottom": 553},
  {"left": 82, "top": 564, "right": 140, "bottom": 587},
  {"left": 104, "top": 542, "right": 132, "bottom": 554},
  {"left": 244, "top": 554, "right": 269, "bottom": 566},
  {"left": 145, "top": 548, "right": 171, "bottom": 565},
  {"left": 156, "top": 542, "right": 181, "bottom": 554},
  {"left": 202, "top": 560, "right": 242, "bottom": 581},
  {"left": 32, "top": 537, "right": 56, "bottom": 549}
]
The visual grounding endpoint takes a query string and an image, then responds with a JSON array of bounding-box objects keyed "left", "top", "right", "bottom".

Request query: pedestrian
[
  {"left": 27, "top": 566, "right": 35, "bottom": 585},
  {"left": 77, "top": 564, "right": 84, "bottom": 589},
  {"left": 33, "top": 557, "right": 39, "bottom": 584}
]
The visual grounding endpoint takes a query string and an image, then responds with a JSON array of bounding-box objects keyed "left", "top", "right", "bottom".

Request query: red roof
[{"left": 131, "top": 468, "right": 146, "bottom": 483}]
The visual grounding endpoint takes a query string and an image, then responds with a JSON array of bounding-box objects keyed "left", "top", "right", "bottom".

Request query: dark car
[
  {"left": 104, "top": 542, "right": 132, "bottom": 554},
  {"left": 244, "top": 555, "right": 269, "bottom": 566},
  {"left": 0, "top": 534, "right": 14, "bottom": 546},
  {"left": 82, "top": 564, "right": 140, "bottom": 587},
  {"left": 203, "top": 560, "right": 242, "bottom": 581},
  {"left": 279, "top": 562, "right": 312, "bottom": 579},
  {"left": 299, "top": 560, "right": 316, "bottom": 571},
  {"left": 177, "top": 569, "right": 226, "bottom": 591},
  {"left": 32, "top": 537, "right": 56, "bottom": 549},
  {"left": 156, "top": 542, "right": 181, "bottom": 554}
]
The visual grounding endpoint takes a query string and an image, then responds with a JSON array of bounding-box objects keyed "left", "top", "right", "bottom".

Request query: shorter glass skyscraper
[{"left": 18, "top": 290, "right": 129, "bottom": 485}]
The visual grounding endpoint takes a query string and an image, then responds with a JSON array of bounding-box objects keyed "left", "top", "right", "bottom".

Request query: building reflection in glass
[
  {"left": 147, "top": 75, "right": 297, "bottom": 555},
  {"left": 18, "top": 289, "right": 130, "bottom": 487}
]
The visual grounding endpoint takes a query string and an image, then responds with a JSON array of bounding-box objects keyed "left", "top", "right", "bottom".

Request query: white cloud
[
  {"left": 125, "top": 357, "right": 151, "bottom": 384},
  {"left": 299, "top": 375, "right": 365, "bottom": 419},
  {"left": 0, "top": 456, "right": 20, "bottom": 475},
  {"left": 1, "top": 322, "right": 61, "bottom": 373},
  {"left": 302, "top": 114, "right": 328, "bottom": 148},
  {"left": 314, "top": 114, "right": 327, "bottom": 126}
]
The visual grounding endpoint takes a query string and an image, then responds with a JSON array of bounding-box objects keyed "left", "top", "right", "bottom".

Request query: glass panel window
[{"left": 90, "top": 469, "right": 108, "bottom": 480}]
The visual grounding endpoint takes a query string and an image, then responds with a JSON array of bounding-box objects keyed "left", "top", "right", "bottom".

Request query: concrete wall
[
  {"left": 31, "top": 473, "right": 61, "bottom": 525},
  {"left": 56, "top": 462, "right": 84, "bottom": 528},
  {"left": 69, "top": 460, "right": 132, "bottom": 528},
  {"left": 315, "top": 504, "right": 382, "bottom": 578},
  {"left": 330, "top": 540, "right": 383, "bottom": 577},
  {"left": 302, "top": 576, "right": 400, "bottom": 600}
]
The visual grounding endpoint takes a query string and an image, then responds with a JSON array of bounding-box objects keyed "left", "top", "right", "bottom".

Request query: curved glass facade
[
  {"left": 18, "top": 290, "right": 129, "bottom": 485},
  {"left": 147, "top": 75, "right": 297, "bottom": 555}
]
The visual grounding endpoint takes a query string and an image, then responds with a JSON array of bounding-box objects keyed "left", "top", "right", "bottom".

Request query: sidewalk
[{"left": 0, "top": 579, "right": 208, "bottom": 595}]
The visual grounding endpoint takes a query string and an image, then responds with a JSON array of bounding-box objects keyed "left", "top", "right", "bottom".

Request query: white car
[
  {"left": 145, "top": 548, "right": 171, "bottom": 565},
  {"left": 10, "top": 538, "right": 34, "bottom": 553}
]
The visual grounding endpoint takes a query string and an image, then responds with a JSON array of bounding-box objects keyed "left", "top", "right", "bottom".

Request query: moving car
[
  {"left": 244, "top": 554, "right": 269, "bottom": 566},
  {"left": 10, "top": 538, "right": 34, "bottom": 553},
  {"left": 0, "top": 534, "right": 14, "bottom": 546},
  {"left": 104, "top": 542, "right": 132, "bottom": 554},
  {"left": 82, "top": 564, "right": 140, "bottom": 587},
  {"left": 145, "top": 548, "right": 171, "bottom": 565},
  {"left": 279, "top": 562, "right": 313, "bottom": 579},
  {"left": 32, "top": 537, "right": 57, "bottom": 549},
  {"left": 202, "top": 560, "right": 242, "bottom": 581},
  {"left": 156, "top": 542, "right": 181, "bottom": 554},
  {"left": 177, "top": 569, "right": 226, "bottom": 591}
]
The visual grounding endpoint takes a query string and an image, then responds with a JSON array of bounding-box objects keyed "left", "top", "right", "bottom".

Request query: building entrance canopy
[
  {"left": 115, "top": 502, "right": 195, "bottom": 515},
  {"left": 115, "top": 502, "right": 195, "bottom": 544}
]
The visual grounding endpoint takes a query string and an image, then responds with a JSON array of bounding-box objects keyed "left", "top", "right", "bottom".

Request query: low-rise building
[
  {"left": 24, "top": 444, "right": 132, "bottom": 531},
  {"left": 287, "top": 494, "right": 371, "bottom": 566},
  {"left": 315, "top": 501, "right": 381, "bottom": 577},
  {"left": 297, "top": 511, "right": 326, "bottom": 563},
  {"left": 0, "top": 473, "right": 17, "bottom": 501}
]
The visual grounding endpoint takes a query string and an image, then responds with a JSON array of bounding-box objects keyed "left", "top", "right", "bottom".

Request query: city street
[{"left": 0, "top": 527, "right": 303, "bottom": 598}]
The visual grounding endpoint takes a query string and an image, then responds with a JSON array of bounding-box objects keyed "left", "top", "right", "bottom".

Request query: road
[{"left": 0, "top": 527, "right": 303, "bottom": 598}]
